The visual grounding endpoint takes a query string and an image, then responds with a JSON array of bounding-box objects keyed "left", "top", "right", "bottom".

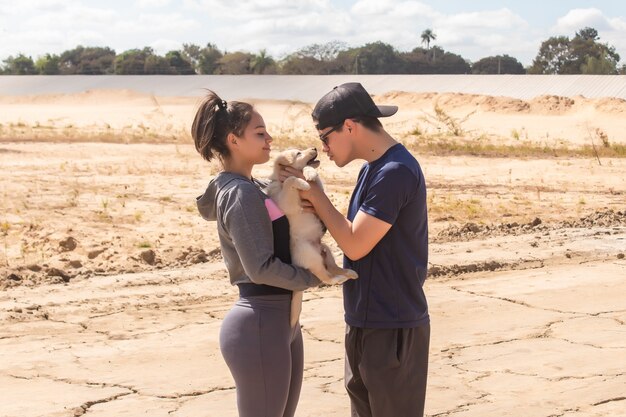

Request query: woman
[{"left": 192, "top": 91, "right": 321, "bottom": 417}]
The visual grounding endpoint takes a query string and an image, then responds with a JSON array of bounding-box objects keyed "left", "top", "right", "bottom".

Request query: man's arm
[
  {"left": 278, "top": 164, "right": 391, "bottom": 260},
  {"left": 308, "top": 187, "right": 391, "bottom": 260}
]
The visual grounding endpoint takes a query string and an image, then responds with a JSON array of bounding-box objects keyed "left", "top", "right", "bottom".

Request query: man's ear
[{"left": 344, "top": 119, "right": 356, "bottom": 133}]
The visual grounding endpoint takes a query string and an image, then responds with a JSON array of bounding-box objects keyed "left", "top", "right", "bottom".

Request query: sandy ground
[
  {"left": 0, "top": 89, "right": 625, "bottom": 416},
  {"left": 1, "top": 89, "right": 625, "bottom": 148}
]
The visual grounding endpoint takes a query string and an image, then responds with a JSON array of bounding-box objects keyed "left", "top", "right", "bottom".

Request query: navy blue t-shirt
[{"left": 343, "top": 143, "right": 429, "bottom": 328}]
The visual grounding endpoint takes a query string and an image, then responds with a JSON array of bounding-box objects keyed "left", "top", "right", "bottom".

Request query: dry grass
[
  {"left": 3, "top": 116, "right": 625, "bottom": 160},
  {"left": 1, "top": 140, "right": 624, "bottom": 286},
  {"left": 0, "top": 122, "right": 190, "bottom": 144}
]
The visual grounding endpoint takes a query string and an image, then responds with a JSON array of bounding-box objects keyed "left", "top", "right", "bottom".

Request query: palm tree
[
  {"left": 251, "top": 49, "right": 275, "bottom": 74},
  {"left": 421, "top": 29, "right": 436, "bottom": 50}
]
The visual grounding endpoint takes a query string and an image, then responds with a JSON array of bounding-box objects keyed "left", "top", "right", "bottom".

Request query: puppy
[{"left": 266, "top": 148, "right": 358, "bottom": 327}]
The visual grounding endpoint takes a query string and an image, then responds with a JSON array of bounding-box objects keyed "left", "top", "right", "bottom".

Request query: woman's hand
[{"left": 278, "top": 165, "right": 305, "bottom": 182}]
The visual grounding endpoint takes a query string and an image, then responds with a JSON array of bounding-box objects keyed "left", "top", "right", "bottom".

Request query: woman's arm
[{"left": 221, "top": 182, "right": 321, "bottom": 290}]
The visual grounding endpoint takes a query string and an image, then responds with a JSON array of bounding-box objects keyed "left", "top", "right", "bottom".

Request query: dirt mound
[
  {"left": 0, "top": 243, "right": 223, "bottom": 290},
  {"left": 563, "top": 209, "right": 626, "bottom": 228},
  {"left": 376, "top": 91, "right": 435, "bottom": 106},
  {"left": 378, "top": 91, "right": 542, "bottom": 115},
  {"left": 435, "top": 209, "right": 625, "bottom": 242},
  {"left": 434, "top": 93, "right": 531, "bottom": 114},
  {"left": 428, "top": 258, "right": 545, "bottom": 278},
  {"left": 0, "top": 89, "right": 154, "bottom": 105},
  {"left": 378, "top": 91, "right": 626, "bottom": 116},
  {"left": 478, "top": 95, "right": 530, "bottom": 113},
  {"left": 593, "top": 97, "right": 626, "bottom": 114},
  {"left": 529, "top": 95, "right": 576, "bottom": 114}
]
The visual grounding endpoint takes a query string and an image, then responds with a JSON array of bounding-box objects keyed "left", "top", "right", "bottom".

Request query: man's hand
[
  {"left": 278, "top": 165, "right": 318, "bottom": 213},
  {"left": 300, "top": 198, "right": 316, "bottom": 214}
]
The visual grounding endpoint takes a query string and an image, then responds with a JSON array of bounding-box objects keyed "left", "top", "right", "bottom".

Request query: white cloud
[
  {"left": 183, "top": 0, "right": 332, "bottom": 20},
  {"left": 351, "top": 0, "right": 390, "bottom": 15},
  {"left": 442, "top": 8, "right": 527, "bottom": 30},
  {"left": 135, "top": 0, "right": 171, "bottom": 7},
  {"left": 114, "top": 13, "right": 199, "bottom": 34},
  {"left": 553, "top": 8, "right": 610, "bottom": 33},
  {"left": 1, "top": 1, "right": 625, "bottom": 67},
  {"left": 150, "top": 38, "right": 184, "bottom": 54},
  {"left": 352, "top": 0, "right": 437, "bottom": 20}
]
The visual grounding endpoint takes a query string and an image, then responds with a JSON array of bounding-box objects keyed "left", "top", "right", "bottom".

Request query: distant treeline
[{"left": 2, "top": 27, "right": 623, "bottom": 76}]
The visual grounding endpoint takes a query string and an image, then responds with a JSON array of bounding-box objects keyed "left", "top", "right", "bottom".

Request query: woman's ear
[{"left": 227, "top": 132, "right": 238, "bottom": 145}]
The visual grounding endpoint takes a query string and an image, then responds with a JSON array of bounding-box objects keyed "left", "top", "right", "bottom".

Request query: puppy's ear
[{"left": 275, "top": 151, "right": 296, "bottom": 166}]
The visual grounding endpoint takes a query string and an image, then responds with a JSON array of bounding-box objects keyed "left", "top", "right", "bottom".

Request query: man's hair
[{"left": 338, "top": 116, "right": 383, "bottom": 133}]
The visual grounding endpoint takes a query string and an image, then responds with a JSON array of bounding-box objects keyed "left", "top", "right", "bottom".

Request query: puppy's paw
[
  {"left": 296, "top": 179, "right": 311, "bottom": 191},
  {"left": 283, "top": 176, "right": 298, "bottom": 188},
  {"left": 303, "top": 166, "right": 319, "bottom": 182},
  {"left": 329, "top": 275, "right": 350, "bottom": 285},
  {"left": 284, "top": 176, "right": 310, "bottom": 191},
  {"left": 344, "top": 269, "right": 358, "bottom": 280}
]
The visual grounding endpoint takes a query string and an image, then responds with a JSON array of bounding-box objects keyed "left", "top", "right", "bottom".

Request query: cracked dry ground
[
  {"left": 1, "top": 229, "right": 624, "bottom": 417},
  {"left": 1, "top": 143, "right": 625, "bottom": 416}
]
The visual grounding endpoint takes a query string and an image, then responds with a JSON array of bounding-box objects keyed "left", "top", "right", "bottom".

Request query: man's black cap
[{"left": 312, "top": 82, "right": 398, "bottom": 130}]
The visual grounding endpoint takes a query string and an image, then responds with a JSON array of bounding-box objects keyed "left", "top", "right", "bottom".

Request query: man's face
[{"left": 316, "top": 120, "right": 352, "bottom": 167}]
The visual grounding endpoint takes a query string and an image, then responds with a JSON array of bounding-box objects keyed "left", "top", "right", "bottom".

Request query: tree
[
  {"left": 144, "top": 55, "right": 175, "bottom": 74},
  {"left": 528, "top": 36, "right": 572, "bottom": 74},
  {"left": 421, "top": 29, "right": 436, "bottom": 50},
  {"left": 528, "top": 27, "right": 620, "bottom": 74},
  {"left": 345, "top": 42, "right": 402, "bottom": 74},
  {"left": 295, "top": 41, "right": 348, "bottom": 62},
  {"left": 215, "top": 51, "right": 254, "bottom": 74},
  {"left": 581, "top": 52, "right": 618, "bottom": 74},
  {"left": 569, "top": 27, "right": 619, "bottom": 74},
  {"left": 165, "top": 50, "right": 195, "bottom": 74},
  {"left": 58, "top": 46, "right": 115, "bottom": 74},
  {"left": 35, "top": 54, "right": 61, "bottom": 75},
  {"left": 251, "top": 49, "right": 275, "bottom": 74},
  {"left": 400, "top": 46, "right": 470, "bottom": 74},
  {"left": 182, "top": 43, "right": 202, "bottom": 71},
  {"left": 280, "top": 41, "right": 349, "bottom": 75},
  {"left": 577, "top": 27, "right": 599, "bottom": 41},
  {"left": 115, "top": 48, "right": 154, "bottom": 74},
  {"left": 183, "top": 43, "right": 223, "bottom": 74},
  {"left": 429, "top": 47, "right": 470, "bottom": 73},
  {"left": 472, "top": 55, "right": 525, "bottom": 74},
  {"left": 198, "top": 44, "right": 223, "bottom": 74},
  {"left": 2, "top": 54, "right": 37, "bottom": 75},
  {"left": 280, "top": 55, "right": 326, "bottom": 74}
]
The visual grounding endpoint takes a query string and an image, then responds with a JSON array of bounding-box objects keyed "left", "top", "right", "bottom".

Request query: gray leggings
[{"left": 220, "top": 294, "right": 303, "bottom": 417}]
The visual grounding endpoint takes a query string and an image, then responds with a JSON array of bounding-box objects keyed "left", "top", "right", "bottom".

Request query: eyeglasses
[{"left": 319, "top": 123, "right": 342, "bottom": 146}]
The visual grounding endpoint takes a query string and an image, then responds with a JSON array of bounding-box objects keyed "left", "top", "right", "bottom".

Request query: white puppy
[{"left": 266, "top": 148, "right": 358, "bottom": 326}]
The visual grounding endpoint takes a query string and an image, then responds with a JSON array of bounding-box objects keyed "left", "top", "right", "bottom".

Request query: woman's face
[{"left": 234, "top": 110, "right": 273, "bottom": 165}]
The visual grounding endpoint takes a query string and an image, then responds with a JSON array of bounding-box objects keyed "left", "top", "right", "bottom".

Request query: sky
[{"left": 1, "top": 0, "right": 625, "bottom": 66}]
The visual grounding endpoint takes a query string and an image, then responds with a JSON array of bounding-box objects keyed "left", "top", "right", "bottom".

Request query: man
[{"left": 283, "top": 82, "right": 430, "bottom": 417}]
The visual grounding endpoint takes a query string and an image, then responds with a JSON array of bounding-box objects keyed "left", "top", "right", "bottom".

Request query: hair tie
[{"left": 217, "top": 100, "right": 227, "bottom": 111}]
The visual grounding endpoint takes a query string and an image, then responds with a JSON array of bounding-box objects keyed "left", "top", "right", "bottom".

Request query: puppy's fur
[{"left": 267, "top": 148, "right": 358, "bottom": 326}]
